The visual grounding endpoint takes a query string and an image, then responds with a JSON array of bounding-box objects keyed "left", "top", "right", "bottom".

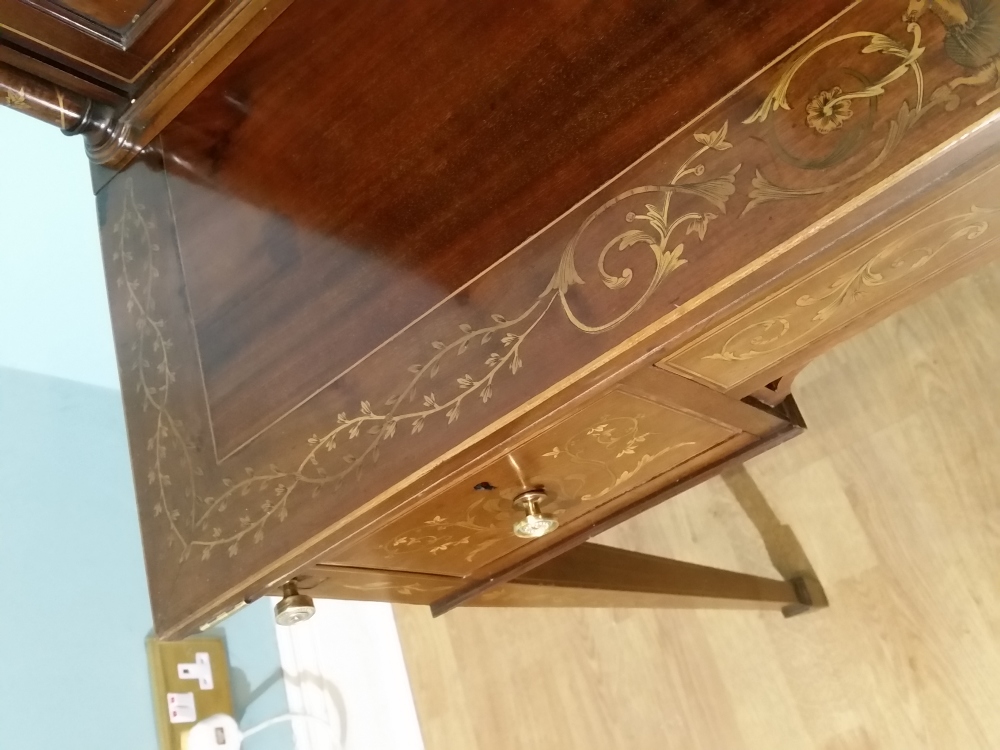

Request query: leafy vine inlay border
[
  {"left": 119, "top": 122, "right": 739, "bottom": 561},
  {"left": 121, "top": 3, "right": 997, "bottom": 568},
  {"left": 704, "top": 205, "right": 999, "bottom": 363}
]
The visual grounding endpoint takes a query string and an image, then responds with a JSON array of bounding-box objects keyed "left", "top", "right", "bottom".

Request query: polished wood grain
[
  {"left": 80, "top": 0, "right": 291, "bottom": 171},
  {"left": 92, "top": 0, "right": 1000, "bottom": 638},
  {"left": 0, "top": 0, "right": 220, "bottom": 85},
  {"left": 0, "top": 37, "right": 121, "bottom": 104},
  {"left": 0, "top": 58, "right": 108, "bottom": 134},
  {"left": 152, "top": 0, "right": 1000, "bottom": 468},
  {"left": 395, "top": 256, "right": 1000, "bottom": 750},
  {"left": 0, "top": 0, "right": 291, "bottom": 173},
  {"left": 92, "top": 0, "right": 292, "bottom": 169},
  {"left": 21, "top": 0, "right": 171, "bottom": 48},
  {"left": 158, "top": 0, "right": 852, "bottom": 456},
  {"left": 35, "top": 0, "right": 157, "bottom": 29}
]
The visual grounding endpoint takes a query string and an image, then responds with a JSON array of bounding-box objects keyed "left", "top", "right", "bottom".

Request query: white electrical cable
[{"left": 242, "top": 712, "right": 342, "bottom": 749}]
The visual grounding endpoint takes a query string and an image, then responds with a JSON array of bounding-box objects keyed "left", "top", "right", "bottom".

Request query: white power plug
[
  {"left": 187, "top": 714, "right": 243, "bottom": 750},
  {"left": 187, "top": 712, "right": 340, "bottom": 750}
]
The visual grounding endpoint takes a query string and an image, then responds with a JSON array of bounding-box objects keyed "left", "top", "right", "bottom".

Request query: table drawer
[
  {"left": 657, "top": 162, "right": 1000, "bottom": 396},
  {"left": 271, "top": 565, "right": 462, "bottom": 606},
  {"left": 325, "top": 368, "right": 782, "bottom": 577}
]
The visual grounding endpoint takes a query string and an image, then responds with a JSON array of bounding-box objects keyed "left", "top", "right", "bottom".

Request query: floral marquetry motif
[
  {"left": 540, "top": 417, "right": 696, "bottom": 503},
  {"left": 705, "top": 206, "right": 997, "bottom": 364},
  {"left": 101, "top": 0, "right": 1000, "bottom": 638},
  {"left": 113, "top": 123, "right": 739, "bottom": 564},
  {"left": 284, "top": 567, "right": 460, "bottom": 605},
  {"left": 742, "top": 21, "right": 964, "bottom": 215},
  {"left": 805, "top": 87, "right": 856, "bottom": 135},
  {"left": 661, "top": 164, "right": 1000, "bottom": 391},
  {"left": 116, "top": 1, "right": 1000, "bottom": 568}
]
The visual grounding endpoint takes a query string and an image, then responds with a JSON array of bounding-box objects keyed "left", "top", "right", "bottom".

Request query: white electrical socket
[
  {"left": 178, "top": 652, "right": 214, "bottom": 690},
  {"left": 187, "top": 714, "right": 243, "bottom": 750},
  {"left": 166, "top": 692, "right": 197, "bottom": 725}
]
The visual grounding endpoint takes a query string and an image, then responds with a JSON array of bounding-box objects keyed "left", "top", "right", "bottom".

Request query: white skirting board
[{"left": 272, "top": 598, "right": 426, "bottom": 750}]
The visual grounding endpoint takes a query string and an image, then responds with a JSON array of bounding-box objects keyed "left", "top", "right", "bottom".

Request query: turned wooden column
[{"left": 0, "top": 62, "right": 126, "bottom": 158}]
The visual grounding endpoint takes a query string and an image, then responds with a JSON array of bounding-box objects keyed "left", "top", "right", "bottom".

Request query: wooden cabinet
[{"left": 7, "top": 0, "right": 1000, "bottom": 637}]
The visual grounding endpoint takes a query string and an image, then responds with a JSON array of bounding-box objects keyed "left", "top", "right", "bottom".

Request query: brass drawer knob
[
  {"left": 512, "top": 490, "right": 559, "bottom": 539},
  {"left": 274, "top": 581, "right": 316, "bottom": 626}
]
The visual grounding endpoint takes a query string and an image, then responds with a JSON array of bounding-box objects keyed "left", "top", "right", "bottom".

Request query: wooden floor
[{"left": 394, "top": 259, "right": 1000, "bottom": 750}]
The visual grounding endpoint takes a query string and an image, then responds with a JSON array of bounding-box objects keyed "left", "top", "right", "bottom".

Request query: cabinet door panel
[{"left": 324, "top": 368, "right": 778, "bottom": 577}]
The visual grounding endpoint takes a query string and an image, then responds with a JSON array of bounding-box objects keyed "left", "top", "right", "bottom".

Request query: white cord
[{"left": 242, "top": 712, "right": 342, "bottom": 749}]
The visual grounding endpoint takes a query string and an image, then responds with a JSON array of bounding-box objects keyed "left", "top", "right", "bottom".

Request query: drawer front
[
  {"left": 273, "top": 565, "right": 462, "bottom": 606},
  {"left": 659, "top": 162, "right": 1000, "bottom": 394},
  {"left": 327, "top": 379, "right": 742, "bottom": 577}
]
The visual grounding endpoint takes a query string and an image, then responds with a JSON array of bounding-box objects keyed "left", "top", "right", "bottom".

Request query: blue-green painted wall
[{"left": 0, "top": 108, "right": 290, "bottom": 749}]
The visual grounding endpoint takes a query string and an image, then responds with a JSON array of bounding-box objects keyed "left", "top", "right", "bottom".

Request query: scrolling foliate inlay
[
  {"left": 122, "top": 124, "right": 737, "bottom": 560},
  {"left": 541, "top": 418, "right": 696, "bottom": 503},
  {"left": 743, "top": 21, "right": 956, "bottom": 214},
  {"left": 125, "top": 1, "right": 997, "bottom": 564},
  {"left": 377, "top": 412, "right": 700, "bottom": 565},
  {"left": 379, "top": 497, "right": 521, "bottom": 565},
  {"left": 5, "top": 88, "right": 26, "bottom": 109},
  {"left": 338, "top": 580, "right": 455, "bottom": 598},
  {"left": 705, "top": 205, "right": 999, "bottom": 363},
  {"left": 743, "top": 1, "right": 1000, "bottom": 214}
]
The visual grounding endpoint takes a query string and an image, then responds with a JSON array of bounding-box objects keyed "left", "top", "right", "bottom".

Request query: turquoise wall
[
  {"left": 0, "top": 109, "right": 290, "bottom": 749},
  {"left": 0, "top": 367, "right": 159, "bottom": 749},
  {"left": 0, "top": 110, "right": 118, "bottom": 389}
]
